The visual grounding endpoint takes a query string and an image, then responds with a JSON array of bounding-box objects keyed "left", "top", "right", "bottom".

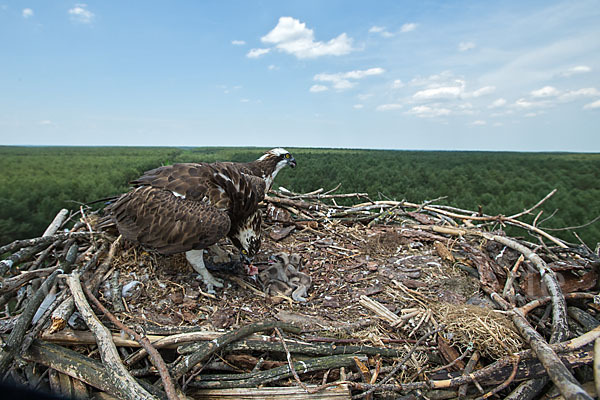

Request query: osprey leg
[{"left": 185, "top": 250, "right": 223, "bottom": 293}]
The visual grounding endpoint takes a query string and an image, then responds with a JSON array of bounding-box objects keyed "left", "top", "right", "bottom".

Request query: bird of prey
[{"left": 103, "top": 148, "right": 296, "bottom": 291}]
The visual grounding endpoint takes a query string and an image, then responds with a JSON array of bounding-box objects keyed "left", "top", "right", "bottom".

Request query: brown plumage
[{"left": 103, "top": 148, "right": 296, "bottom": 292}]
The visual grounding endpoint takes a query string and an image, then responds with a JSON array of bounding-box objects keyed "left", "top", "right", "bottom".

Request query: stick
[
  {"left": 508, "top": 189, "right": 557, "bottom": 220},
  {"left": 0, "top": 232, "right": 96, "bottom": 255},
  {"left": 0, "top": 267, "right": 63, "bottom": 373},
  {"left": 457, "top": 351, "right": 480, "bottom": 398},
  {"left": 22, "top": 340, "right": 167, "bottom": 400},
  {"left": 274, "top": 327, "right": 310, "bottom": 393},
  {"left": 82, "top": 284, "right": 179, "bottom": 400},
  {"left": 352, "top": 325, "right": 444, "bottom": 399},
  {"left": 0, "top": 243, "right": 77, "bottom": 373},
  {"left": 491, "top": 293, "right": 591, "bottom": 400},
  {"left": 43, "top": 209, "right": 70, "bottom": 237},
  {"left": 66, "top": 273, "right": 158, "bottom": 400},
  {"left": 171, "top": 321, "right": 301, "bottom": 380},
  {"left": 189, "top": 354, "right": 361, "bottom": 389}
]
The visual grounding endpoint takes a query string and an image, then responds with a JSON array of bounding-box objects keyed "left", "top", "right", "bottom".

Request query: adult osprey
[{"left": 104, "top": 148, "right": 296, "bottom": 291}]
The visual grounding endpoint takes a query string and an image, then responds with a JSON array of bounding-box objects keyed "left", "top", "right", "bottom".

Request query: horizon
[
  {"left": 1, "top": 1, "right": 599, "bottom": 151},
  {"left": 3, "top": 144, "right": 600, "bottom": 155}
]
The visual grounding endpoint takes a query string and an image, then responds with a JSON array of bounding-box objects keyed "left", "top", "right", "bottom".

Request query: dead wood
[
  {"left": 171, "top": 320, "right": 302, "bottom": 380},
  {"left": 190, "top": 384, "right": 351, "bottom": 399},
  {"left": 22, "top": 339, "right": 167, "bottom": 399},
  {"left": 42, "top": 209, "right": 70, "bottom": 237},
  {"left": 82, "top": 283, "right": 179, "bottom": 400},
  {"left": 189, "top": 354, "right": 363, "bottom": 389},
  {"left": 0, "top": 243, "right": 78, "bottom": 373},
  {"left": 67, "top": 272, "right": 158, "bottom": 400}
]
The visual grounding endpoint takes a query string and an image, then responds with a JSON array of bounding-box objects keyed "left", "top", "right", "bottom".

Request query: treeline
[{"left": 1, "top": 146, "right": 598, "bottom": 247}]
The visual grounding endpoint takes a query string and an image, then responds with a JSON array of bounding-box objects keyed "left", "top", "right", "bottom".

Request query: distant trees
[{"left": 1, "top": 147, "right": 598, "bottom": 248}]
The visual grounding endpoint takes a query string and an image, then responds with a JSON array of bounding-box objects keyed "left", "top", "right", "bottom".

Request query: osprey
[{"left": 104, "top": 148, "right": 296, "bottom": 291}]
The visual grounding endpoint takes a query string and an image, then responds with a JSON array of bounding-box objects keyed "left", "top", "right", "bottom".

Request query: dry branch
[
  {"left": 82, "top": 283, "right": 179, "bottom": 400},
  {"left": 171, "top": 321, "right": 302, "bottom": 380},
  {"left": 67, "top": 272, "right": 158, "bottom": 400}
]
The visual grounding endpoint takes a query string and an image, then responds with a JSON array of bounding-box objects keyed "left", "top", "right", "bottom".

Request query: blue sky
[{"left": 1, "top": 1, "right": 599, "bottom": 151}]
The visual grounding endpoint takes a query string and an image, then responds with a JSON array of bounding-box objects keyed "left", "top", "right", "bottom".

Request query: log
[
  {"left": 189, "top": 354, "right": 362, "bottom": 389},
  {"left": 190, "top": 384, "right": 351, "bottom": 399},
  {"left": 67, "top": 273, "right": 158, "bottom": 400},
  {"left": 181, "top": 339, "right": 408, "bottom": 358},
  {"left": 22, "top": 340, "right": 167, "bottom": 400},
  {"left": 171, "top": 321, "right": 301, "bottom": 380}
]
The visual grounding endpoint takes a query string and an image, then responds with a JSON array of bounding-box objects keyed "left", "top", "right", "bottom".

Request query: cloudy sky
[{"left": 1, "top": 1, "right": 599, "bottom": 151}]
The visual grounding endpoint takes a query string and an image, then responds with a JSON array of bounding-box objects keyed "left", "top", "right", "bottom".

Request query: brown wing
[
  {"left": 108, "top": 186, "right": 231, "bottom": 255},
  {"left": 131, "top": 163, "right": 232, "bottom": 209}
]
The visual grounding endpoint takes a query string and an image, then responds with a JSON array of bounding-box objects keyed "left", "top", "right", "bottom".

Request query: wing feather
[{"left": 108, "top": 186, "right": 231, "bottom": 255}]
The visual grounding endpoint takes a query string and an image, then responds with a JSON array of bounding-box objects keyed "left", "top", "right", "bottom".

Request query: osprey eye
[
  {"left": 241, "top": 249, "right": 248, "bottom": 255},
  {"left": 285, "top": 154, "right": 290, "bottom": 158}
]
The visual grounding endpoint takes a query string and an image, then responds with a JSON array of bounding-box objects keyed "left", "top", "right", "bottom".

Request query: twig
[
  {"left": 508, "top": 189, "right": 557, "bottom": 220},
  {"left": 458, "top": 351, "right": 480, "bottom": 398},
  {"left": 274, "top": 327, "right": 310, "bottom": 393},
  {"left": 352, "top": 325, "right": 445, "bottom": 399},
  {"left": 82, "top": 284, "right": 179, "bottom": 400},
  {"left": 475, "top": 355, "right": 519, "bottom": 400}
]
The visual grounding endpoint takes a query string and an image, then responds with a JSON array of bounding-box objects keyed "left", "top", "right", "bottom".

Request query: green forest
[{"left": 1, "top": 146, "right": 599, "bottom": 248}]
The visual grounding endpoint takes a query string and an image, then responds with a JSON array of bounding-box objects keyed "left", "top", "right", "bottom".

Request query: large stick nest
[{"left": 1, "top": 185, "right": 598, "bottom": 399}]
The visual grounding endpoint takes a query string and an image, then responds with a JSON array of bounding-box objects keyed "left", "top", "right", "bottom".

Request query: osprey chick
[{"left": 105, "top": 148, "right": 296, "bottom": 292}]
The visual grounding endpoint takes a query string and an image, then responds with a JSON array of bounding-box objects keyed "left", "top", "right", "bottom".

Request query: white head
[{"left": 256, "top": 148, "right": 296, "bottom": 190}]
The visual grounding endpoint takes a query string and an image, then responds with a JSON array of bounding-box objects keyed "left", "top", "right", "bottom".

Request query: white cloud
[
  {"left": 231, "top": 40, "right": 246, "bottom": 46},
  {"left": 353, "top": 104, "right": 364, "bottom": 109},
  {"left": 68, "top": 3, "right": 94, "bottom": 24},
  {"left": 376, "top": 103, "right": 403, "bottom": 111},
  {"left": 240, "top": 98, "right": 250, "bottom": 103},
  {"left": 471, "top": 86, "right": 495, "bottom": 97},
  {"left": 22, "top": 8, "right": 33, "bottom": 18},
  {"left": 260, "top": 17, "right": 353, "bottom": 59},
  {"left": 559, "top": 87, "right": 599, "bottom": 100},
  {"left": 369, "top": 25, "right": 393, "bottom": 38},
  {"left": 407, "top": 105, "right": 451, "bottom": 117},
  {"left": 313, "top": 67, "right": 384, "bottom": 91},
  {"left": 309, "top": 85, "right": 328, "bottom": 93},
  {"left": 458, "top": 41, "right": 476, "bottom": 52},
  {"left": 488, "top": 98, "right": 507, "bottom": 108},
  {"left": 391, "top": 79, "right": 404, "bottom": 89},
  {"left": 400, "top": 23, "right": 417, "bottom": 33},
  {"left": 562, "top": 65, "right": 591, "bottom": 77},
  {"left": 267, "top": 64, "right": 278, "bottom": 70},
  {"left": 525, "top": 112, "right": 538, "bottom": 117},
  {"left": 471, "top": 120, "right": 486, "bottom": 126},
  {"left": 39, "top": 120, "right": 54, "bottom": 125},
  {"left": 413, "top": 85, "right": 463, "bottom": 100},
  {"left": 514, "top": 98, "right": 535, "bottom": 108},
  {"left": 246, "top": 48, "right": 270, "bottom": 58},
  {"left": 583, "top": 99, "right": 600, "bottom": 110},
  {"left": 530, "top": 86, "right": 560, "bottom": 98}
]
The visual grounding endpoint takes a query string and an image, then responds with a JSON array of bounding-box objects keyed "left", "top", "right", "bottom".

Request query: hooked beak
[{"left": 287, "top": 157, "right": 297, "bottom": 168}]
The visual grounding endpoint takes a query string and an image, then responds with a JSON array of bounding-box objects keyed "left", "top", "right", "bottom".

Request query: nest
[{"left": 1, "top": 185, "right": 598, "bottom": 399}]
